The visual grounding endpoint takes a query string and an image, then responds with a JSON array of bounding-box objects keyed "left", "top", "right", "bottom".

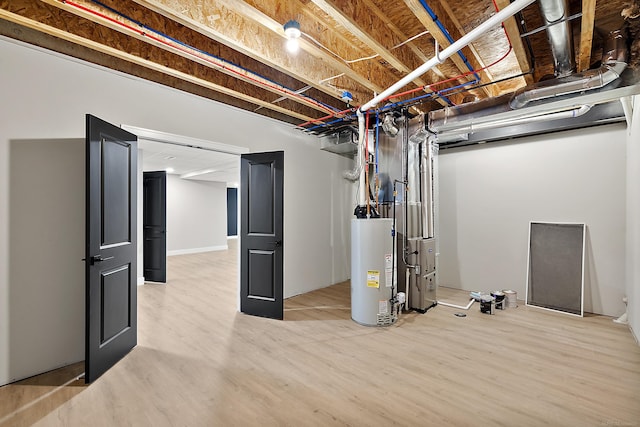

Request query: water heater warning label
[
  {"left": 367, "top": 270, "right": 380, "bottom": 288},
  {"left": 384, "top": 254, "right": 393, "bottom": 288},
  {"left": 379, "top": 300, "right": 388, "bottom": 314}
]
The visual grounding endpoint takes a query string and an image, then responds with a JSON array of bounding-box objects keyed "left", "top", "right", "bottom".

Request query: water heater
[{"left": 351, "top": 218, "right": 394, "bottom": 326}]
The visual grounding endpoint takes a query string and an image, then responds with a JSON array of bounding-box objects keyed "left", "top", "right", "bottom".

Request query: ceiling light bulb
[
  {"left": 286, "top": 38, "right": 299, "bottom": 53},
  {"left": 283, "top": 20, "right": 301, "bottom": 39}
]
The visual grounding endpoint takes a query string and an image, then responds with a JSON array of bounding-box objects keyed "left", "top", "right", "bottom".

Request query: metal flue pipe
[
  {"left": 538, "top": 0, "right": 575, "bottom": 76},
  {"left": 341, "top": 109, "right": 367, "bottom": 207},
  {"left": 359, "top": 0, "right": 537, "bottom": 112}
]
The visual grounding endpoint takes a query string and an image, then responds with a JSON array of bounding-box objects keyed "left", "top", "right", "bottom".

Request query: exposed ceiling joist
[
  {"left": 0, "top": 7, "right": 316, "bottom": 122},
  {"left": 1, "top": 0, "right": 633, "bottom": 132},
  {"left": 310, "top": 0, "right": 427, "bottom": 83},
  {"left": 131, "top": 0, "right": 353, "bottom": 100},
  {"left": 309, "top": 0, "right": 452, "bottom": 107},
  {"left": 495, "top": 0, "right": 534, "bottom": 85},
  {"left": 579, "top": 0, "right": 597, "bottom": 72},
  {"left": 133, "top": 0, "right": 407, "bottom": 105},
  {"left": 403, "top": 0, "right": 497, "bottom": 98},
  {"left": 360, "top": 0, "right": 446, "bottom": 81},
  {"left": 42, "top": 0, "right": 340, "bottom": 116},
  {"left": 437, "top": 0, "right": 498, "bottom": 86}
]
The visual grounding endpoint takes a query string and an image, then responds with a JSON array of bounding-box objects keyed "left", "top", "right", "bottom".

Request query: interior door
[
  {"left": 143, "top": 171, "right": 167, "bottom": 283},
  {"left": 240, "top": 151, "right": 284, "bottom": 320},
  {"left": 86, "top": 114, "right": 138, "bottom": 383},
  {"left": 227, "top": 187, "right": 238, "bottom": 237}
]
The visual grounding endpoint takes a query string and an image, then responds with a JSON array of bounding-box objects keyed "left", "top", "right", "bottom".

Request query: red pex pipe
[
  {"left": 299, "top": 0, "right": 515, "bottom": 129},
  {"left": 62, "top": 0, "right": 337, "bottom": 115}
]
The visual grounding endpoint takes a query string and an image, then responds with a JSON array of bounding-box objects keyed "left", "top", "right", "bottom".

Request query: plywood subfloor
[{"left": 1, "top": 241, "right": 639, "bottom": 426}]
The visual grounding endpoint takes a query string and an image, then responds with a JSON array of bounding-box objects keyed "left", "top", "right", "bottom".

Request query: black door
[
  {"left": 240, "top": 152, "right": 284, "bottom": 320},
  {"left": 85, "top": 114, "right": 137, "bottom": 383},
  {"left": 143, "top": 171, "right": 167, "bottom": 283},
  {"left": 227, "top": 187, "right": 238, "bottom": 237}
]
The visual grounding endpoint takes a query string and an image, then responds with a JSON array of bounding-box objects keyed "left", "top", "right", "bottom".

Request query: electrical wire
[
  {"left": 75, "top": 0, "right": 515, "bottom": 130},
  {"left": 303, "top": 31, "right": 430, "bottom": 66},
  {"left": 67, "top": 0, "right": 341, "bottom": 115},
  {"left": 299, "top": 0, "right": 516, "bottom": 132},
  {"left": 299, "top": 42, "right": 512, "bottom": 132}
]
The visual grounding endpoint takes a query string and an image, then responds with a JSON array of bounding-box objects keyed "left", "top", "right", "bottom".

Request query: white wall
[
  {"left": 438, "top": 123, "right": 627, "bottom": 316},
  {"left": 166, "top": 175, "right": 228, "bottom": 255},
  {"left": 627, "top": 96, "right": 640, "bottom": 341},
  {"left": 8, "top": 139, "right": 85, "bottom": 383},
  {"left": 0, "top": 37, "right": 353, "bottom": 385}
]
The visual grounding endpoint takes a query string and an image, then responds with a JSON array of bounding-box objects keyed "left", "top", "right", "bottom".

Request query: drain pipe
[{"left": 359, "top": 0, "right": 536, "bottom": 113}]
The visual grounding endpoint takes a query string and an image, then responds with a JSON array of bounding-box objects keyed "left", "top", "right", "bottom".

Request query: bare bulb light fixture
[{"left": 283, "top": 20, "right": 301, "bottom": 53}]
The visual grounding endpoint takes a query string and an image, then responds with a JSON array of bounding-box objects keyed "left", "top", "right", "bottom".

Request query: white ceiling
[{"left": 129, "top": 126, "right": 245, "bottom": 187}]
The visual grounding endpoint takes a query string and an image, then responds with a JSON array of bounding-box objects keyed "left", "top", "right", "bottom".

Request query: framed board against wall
[{"left": 526, "top": 222, "right": 586, "bottom": 317}]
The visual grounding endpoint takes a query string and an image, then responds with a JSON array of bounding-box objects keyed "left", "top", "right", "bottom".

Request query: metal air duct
[
  {"left": 511, "top": 30, "right": 627, "bottom": 108},
  {"left": 539, "top": 0, "right": 575, "bottom": 77},
  {"left": 429, "top": 30, "right": 628, "bottom": 137}
]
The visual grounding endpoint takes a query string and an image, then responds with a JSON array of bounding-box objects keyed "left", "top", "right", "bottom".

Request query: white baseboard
[
  {"left": 137, "top": 276, "right": 145, "bottom": 286},
  {"left": 167, "top": 245, "right": 228, "bottom": 256},
  {"left": 227, "top": 235, "right": 238, "bottom": 240}
]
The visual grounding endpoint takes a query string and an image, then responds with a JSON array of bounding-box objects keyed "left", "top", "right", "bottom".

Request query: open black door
[
  {"left": 240, "top": 151, "right": 284, "bottom": 320},
  {"left": 143, "top": 171, "right": 167, "bottom": 283},
  {"left": 86, "top": 114, "right": 137, "bottom": 383}
]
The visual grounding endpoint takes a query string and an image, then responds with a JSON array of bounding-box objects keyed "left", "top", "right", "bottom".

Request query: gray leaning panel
[{"left": 527, "top": 222, "right": 585, "bottom": 316}]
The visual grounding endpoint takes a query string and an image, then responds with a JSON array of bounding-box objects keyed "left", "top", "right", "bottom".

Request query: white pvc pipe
[
  {"left": 360, "top": 0, "right": 537, "bottom": 112},
  {"left": 438, "top": 299, "right": 475, "bottom": 310}
]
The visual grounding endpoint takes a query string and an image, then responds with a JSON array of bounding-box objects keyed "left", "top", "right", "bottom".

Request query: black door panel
[
  {"left": 240, "top": 152, "right": 284, "bottom": 320},
  {"left": 143, "top": 171, "right": 167, "bottom": 283},
  {"left": 86, "top": 114, "right": 137, "bottom": 383}
]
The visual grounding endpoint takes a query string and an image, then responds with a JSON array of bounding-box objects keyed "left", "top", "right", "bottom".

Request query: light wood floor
[{"left": 1, "top": 241, "right": 639, "bottom": 426}]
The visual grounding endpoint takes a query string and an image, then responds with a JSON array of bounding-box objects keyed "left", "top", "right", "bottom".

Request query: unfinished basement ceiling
[{"left": 1, "top": 0, "right": 637, "bottom": 131}]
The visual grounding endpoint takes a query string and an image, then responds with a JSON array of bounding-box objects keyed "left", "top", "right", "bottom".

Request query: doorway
[{"left": 124, "top": 126, "right": 247, "bottom": 287}]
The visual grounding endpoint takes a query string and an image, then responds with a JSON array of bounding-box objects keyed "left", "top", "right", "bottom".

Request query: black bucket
[{"left": 491, "top": 291, "right": 505, "bottom": 310}]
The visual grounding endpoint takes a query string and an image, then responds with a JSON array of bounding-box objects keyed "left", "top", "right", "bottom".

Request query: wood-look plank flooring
[{"left": 1, "top": 240, "right": 639, "bottom": 426}]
